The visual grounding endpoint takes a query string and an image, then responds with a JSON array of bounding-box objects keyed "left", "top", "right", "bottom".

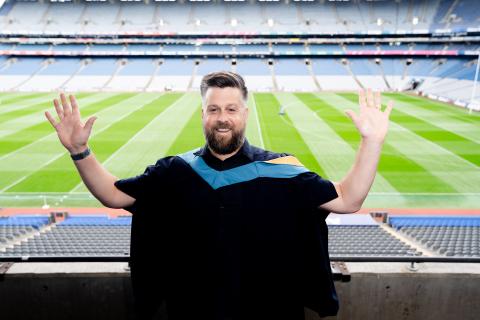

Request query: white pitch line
[{"left": 250, "top": 94, "right": 265, "bottom": 148}]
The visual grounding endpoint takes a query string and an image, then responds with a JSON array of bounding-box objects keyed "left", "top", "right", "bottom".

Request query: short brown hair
[{"left": 200, "top": 71, "right": 248, "bottom": 101}]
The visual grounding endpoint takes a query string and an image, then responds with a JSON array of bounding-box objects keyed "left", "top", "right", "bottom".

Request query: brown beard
[{"left": 204, "top": 122, "right": 245, "bottom": 155}]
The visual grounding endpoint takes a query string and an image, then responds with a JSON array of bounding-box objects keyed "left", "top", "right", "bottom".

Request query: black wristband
[{"left": 71, "top": 148, "right": 91, "bottom": 161}]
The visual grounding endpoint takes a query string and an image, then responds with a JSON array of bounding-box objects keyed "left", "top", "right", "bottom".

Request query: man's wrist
[{"left": 70, "top": 147, "right": 91, "bottom": 161}]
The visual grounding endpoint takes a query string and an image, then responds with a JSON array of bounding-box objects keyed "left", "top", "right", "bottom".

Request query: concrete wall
[
  {"left": 309, "top": 262, "right": 480, "bottom": 320},
  {"left": 0, "top": 263, "right": 136, "bottom": 320},
  {"left": 0, "top": 262, "right": 479, "bottom": 320}
]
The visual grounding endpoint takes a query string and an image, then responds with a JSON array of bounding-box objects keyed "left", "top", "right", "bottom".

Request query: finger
[
  {"left": 45, "top": 111, "right": 58, "bottom": 128},
  {"left": 84, "top": 116, "right": 97, "bottom": 137},
  {"left": 385, "top": 100, "right": 394, "bottom": 117},
  {"left": 366, "top": 88, "right": 374, "bottom": 108},
  {"left": 53, "top": 98, "right": 64, "bottom": 119},
  {"left": 374, "top": 91, "right": 381, "bottom": 109},
  {"left": 358, "top": 89, "right": 367, "bottom": 108},
  {"left": 69, "top": 94, "right": 80, "bottom": 117},
  {"left": 345, "top": 109, "right": 359, "bottom": 124},
  {"left": 60, "top": 93, "right": 71, "bottom": 116}
]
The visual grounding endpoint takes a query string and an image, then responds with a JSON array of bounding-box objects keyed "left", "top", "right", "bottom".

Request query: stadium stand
[
  {"left": 327, "top": 214, "right": 422, "bottom": 258},
  {"left": 329, "top": 225, "right": 419, "bottom": 257},
  {"left": 0, "top": 215, "right": 50, "bottom": 249},
  {"left": 9, "top": 213, "right": 480, "bottom": 260},
  {"left": 1, "top": 50, "right": 477, "bottom": 105},
  {"left": 2, "top": 0, "right": 479, "bottom": 35},
  {"left": 390, "top": 216, "right": 480, "bottom": 257},
  {"left": 0, "top": 215, "right": 131, "bottom": 258},
  {"left": 0, "top": 0, "right": 479, "bottom": 108}
]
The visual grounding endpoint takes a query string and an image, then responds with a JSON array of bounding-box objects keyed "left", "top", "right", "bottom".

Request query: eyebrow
[{"left": 206, "top": 104, "right": 239, "bottom": 108}]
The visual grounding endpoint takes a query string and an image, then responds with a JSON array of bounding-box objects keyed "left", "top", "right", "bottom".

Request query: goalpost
[{"left": 469, "top": 53, "right": 480, "bottom": 114}]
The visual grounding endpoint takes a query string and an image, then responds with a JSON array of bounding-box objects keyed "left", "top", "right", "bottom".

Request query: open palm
[
  {"left": 345, "top": 89, "right": 393, "bottom": 143},
  {"left": 45, "top": 93, "right": 97, "bottom": 154}
]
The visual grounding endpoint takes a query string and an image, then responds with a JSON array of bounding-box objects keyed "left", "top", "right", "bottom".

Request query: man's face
[{"left": 202, "top": 87, "right": 249, "bottom": 155}]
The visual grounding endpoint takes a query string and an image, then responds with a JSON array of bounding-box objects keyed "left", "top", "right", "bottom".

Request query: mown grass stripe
[
  {"left": 0, "top": 93, "right": 114, "bottom": 140},
  {"left": 298, "top": 92, "right": 456, "bottom": 193},
  {"left": 7, "top": 93, "right": 182, "bottom": 192},
  {"left": 279, "top": 92, "right": 396, "bottom": 192},
  {"left": 380, "top": 93, "right": 480, "bottom": 145},
  {"left": 166, "top": 105, "right": 204, "bottom": 156},
  {"left": 0, "top": 93, "right": 135, "bottom": 158},
  {"left": 0, "top": 94, "right": 84, "bottom": 125},
  {"left": 340, "top": 92, "right": 480, "bottom": 167},
  {"left": 72, "top": 93, "right": 200, "bottom": 192},
  {"left": 329, "top": 92, "right": 480, "bottom": 194},
  {"left": 0, "top": 92, "right": 48, "bottom": 107},
  {"left": 0, "top": 93, "right": 93, "bottom": 116},
  {"left": 384, "top": 93, "right": 480, "bottom": 125},
  {"left": 0, "top": 93, "right": 151, "bottom": 191},
  {"left": 0, "top": 93, "right": 55, "bottom": 116},
  {"left": 254, "top": 93, "right": 327, "bottom": 177}
]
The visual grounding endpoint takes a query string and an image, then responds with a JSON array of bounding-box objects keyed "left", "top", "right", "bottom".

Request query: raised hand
[
  {"left": 345, "top": 89, "right": 393, "bottom": 143},
  {"left": 45, "top": 93, "right": 97, "bottom": 154}
]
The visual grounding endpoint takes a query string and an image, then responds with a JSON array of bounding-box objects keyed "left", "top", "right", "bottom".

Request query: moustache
[{"left": 213, "top": 123, "right": 233, "bottom": 130}]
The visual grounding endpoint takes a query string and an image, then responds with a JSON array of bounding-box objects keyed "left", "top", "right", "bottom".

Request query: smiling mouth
[{"left": 215, "top": 128, "right": 231, "bottom": 133}]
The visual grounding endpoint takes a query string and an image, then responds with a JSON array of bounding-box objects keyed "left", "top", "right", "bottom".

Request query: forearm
[
  {"left": 72, "top": 148, "right": 133, "bottom": 208},
  {"left": 337, "top": 138, "right": 383, "bottom": 211}
]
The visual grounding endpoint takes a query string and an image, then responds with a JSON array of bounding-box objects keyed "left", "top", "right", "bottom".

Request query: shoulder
[
  {"left": 248, "top": 144, "right": 292, "bottom": 162},
  {"left": 151, "top": 156, "right": 176, "bottom": 171},
  {"left": 149, "top": 154, "right": 192, "bottom": 174}
]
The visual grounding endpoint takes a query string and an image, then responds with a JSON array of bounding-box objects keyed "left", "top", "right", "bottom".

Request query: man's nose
[{"left": 217, "top": 109, "right": 229, "bottom": 122}]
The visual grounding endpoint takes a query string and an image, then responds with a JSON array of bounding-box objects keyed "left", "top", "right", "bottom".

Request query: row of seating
[
  {"left": 0, "top": 0, "right": 477, "bottom": 34},
  {"left": 3, "top": 43, "right": 477, "bottom": 53},
  {"left": 1, "top": 214, "right": 478, "bottom": 258},
  {"left": 0, "top": 219, "right": 131, "bottom": 256},
  {"left": 0, "top": 57, "right": 476, "bottom": 80},
  {"left": 391, "top": 216, "right": 480, "bottom": 257}
]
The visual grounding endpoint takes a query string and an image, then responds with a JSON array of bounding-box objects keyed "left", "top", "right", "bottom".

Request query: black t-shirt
[{"left": 115, "top": 140, "right": 339, "bottom": 320}]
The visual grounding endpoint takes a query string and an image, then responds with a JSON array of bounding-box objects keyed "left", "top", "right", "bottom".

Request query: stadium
[{"left": 0, "top": 0, "right": 479, "bottom": 319}]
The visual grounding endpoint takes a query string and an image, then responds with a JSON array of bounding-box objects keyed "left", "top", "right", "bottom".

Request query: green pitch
[{"left": 0, "top": 91, "right": 479, "bottom": 209}]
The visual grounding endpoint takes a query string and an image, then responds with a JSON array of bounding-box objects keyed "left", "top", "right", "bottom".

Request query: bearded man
[{"left": 46, "top": 71, "right": 392, "bottom": 320}]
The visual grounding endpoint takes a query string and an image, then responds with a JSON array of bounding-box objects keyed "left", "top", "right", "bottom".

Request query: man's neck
[
  {"left": 209, "top": 146, "right": 242, "bottom": 161},
  {"left": 208, "top": 139, "right": 245, "bottom": 161}
]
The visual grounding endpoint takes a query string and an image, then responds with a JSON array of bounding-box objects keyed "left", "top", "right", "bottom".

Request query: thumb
[
  {"left": 345, "top": 109, "right": 358, "bottom": 124},
  {"left": 84, "top": 116, "right": 97, "bottom": 137}
]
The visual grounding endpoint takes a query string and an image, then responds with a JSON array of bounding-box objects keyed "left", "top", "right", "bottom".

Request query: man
[{"left": 46, "top": 71, "right": 392, "bottom": 320}]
